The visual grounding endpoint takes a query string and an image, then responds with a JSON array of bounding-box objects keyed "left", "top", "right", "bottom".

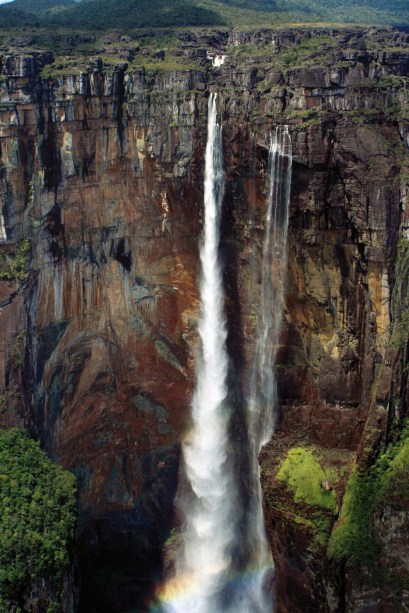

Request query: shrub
[{"left": 0, "top": 240, "right": 31, "bottom": 283}]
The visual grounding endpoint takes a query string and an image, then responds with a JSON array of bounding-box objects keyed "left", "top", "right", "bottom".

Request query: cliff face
[{"left": 1, "top": 26, "right": 409, "bottom": 612}]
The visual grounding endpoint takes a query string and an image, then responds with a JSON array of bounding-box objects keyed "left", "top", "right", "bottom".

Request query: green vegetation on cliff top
[
  {"left": 0, "top": 0, "right": 408, "bottom": 30},
  {"left": 0, "top": 428, "right": 76, "bottom": 611}
]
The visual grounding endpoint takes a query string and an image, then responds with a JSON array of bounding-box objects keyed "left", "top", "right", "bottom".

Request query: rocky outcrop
[{"left": 0, "top": 26, "right": 408, "bottom": 611}]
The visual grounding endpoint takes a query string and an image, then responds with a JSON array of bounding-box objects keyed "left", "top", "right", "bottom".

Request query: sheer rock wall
[{"left": 0, "top": 27, "right": 408, "bottom": 611}]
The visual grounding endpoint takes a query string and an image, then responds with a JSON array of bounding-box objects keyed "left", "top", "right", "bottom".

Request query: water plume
[{"left": 160, "top": 93, "right": 237, "bottom": 613}]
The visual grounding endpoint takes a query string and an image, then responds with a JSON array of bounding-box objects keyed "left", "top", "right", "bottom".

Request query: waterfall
[
  {"left": 0, "top": 214, "right": 7, "bottom": 243},
  {"left": 250, "top": 126, "right": 292, "bottom": 446},
  {"left": 159, "top": 93, "right": 237, "bottom": 612},
  {"left": 157, "top": 119, "right": 292, "bottom": 613},
  {"left": 239, "top": 126, "right": 292, "bottom": 611}
]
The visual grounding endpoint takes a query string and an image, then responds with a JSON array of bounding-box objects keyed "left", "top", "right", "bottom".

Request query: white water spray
[
  {"left": 240, "top": 125, "right": 292, "bottom": 611},
  {"left": 161, "top": 94, "right": 237, "bottom": 612}
]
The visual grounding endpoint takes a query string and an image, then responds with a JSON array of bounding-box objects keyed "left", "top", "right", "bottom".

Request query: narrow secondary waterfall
[
  {"left": 250, "top": 126, "right": 292, "bottom": 446},
  {"left": 240, "top": 126, "right": 292, "bottom": 611},
  {"left": 159, "top": 93, "right": 237, "bottom": 612}
]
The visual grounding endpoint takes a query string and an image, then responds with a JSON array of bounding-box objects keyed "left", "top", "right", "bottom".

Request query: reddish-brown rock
[{"left": 0, "top": 26, "right": 408, "bottom": 612}]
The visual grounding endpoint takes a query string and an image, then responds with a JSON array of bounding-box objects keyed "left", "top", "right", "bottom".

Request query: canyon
[{"left": 0, "top": 25, "right": 409, "bottom": 612}]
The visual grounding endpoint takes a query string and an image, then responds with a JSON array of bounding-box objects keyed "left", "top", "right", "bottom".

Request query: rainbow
[{"left": 150, "top": 563, "right": 275, "bottom": 612}]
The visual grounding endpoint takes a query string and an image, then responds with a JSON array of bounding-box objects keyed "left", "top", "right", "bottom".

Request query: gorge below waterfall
[{"left": 0, "top": 25, "right": 409, "bottom": 613}]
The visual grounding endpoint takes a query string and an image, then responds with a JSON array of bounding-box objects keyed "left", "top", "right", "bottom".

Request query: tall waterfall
[
  {"left": 240, "top": 126, "right": 292, "bottom": 611},
  {"left": 160, "top": 93, "right": 237, "bottom": 612},
  {"left": 157, "top": 119, "right": 292, "bottom": 613}
]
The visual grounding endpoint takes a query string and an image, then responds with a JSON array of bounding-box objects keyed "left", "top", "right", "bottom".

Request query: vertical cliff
[{"left": 0, "top": 26, "right": 409, "bottom": 611}]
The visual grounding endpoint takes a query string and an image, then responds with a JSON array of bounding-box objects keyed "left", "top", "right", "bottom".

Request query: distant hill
[
  {"left": 0, "top": 0, "right": 408, "bottom": 30},
  {"left": 45, "top": 0, "right": 227, "bottom": 28},
  {"left": 0, "top": 4, "right": 36, "bottom": 26},
  {"left": 10, "top": 0, "right": 73, "bottom": 10},
  {"left": 277, "top": 0, "right": 409, "bottom": 27}
]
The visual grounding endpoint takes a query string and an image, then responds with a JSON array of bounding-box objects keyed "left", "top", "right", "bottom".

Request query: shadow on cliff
[
  {"left": 77, "top": 444, "right": 180, "bottom": 613},
  {"left": 77, "top": 510, "right": 158, "bottom": 613},
  {"left": 219, "top": 140, "right": 270, "bottom": 576}
]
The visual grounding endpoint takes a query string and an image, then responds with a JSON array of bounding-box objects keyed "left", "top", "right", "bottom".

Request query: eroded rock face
[{"left": 0, "top": 26, "right": 408, "bottom": 611}]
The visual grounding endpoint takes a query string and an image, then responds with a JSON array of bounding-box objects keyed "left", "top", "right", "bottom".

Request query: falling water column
[
  {"left": 239, "top": 126, "right": 292, "bottom": 612},
  {"left": 252, "top": 126, "right": 292, "bottom": 444},
  {"left": 160, "top": 93, "right": 237, "bottom": 613}
]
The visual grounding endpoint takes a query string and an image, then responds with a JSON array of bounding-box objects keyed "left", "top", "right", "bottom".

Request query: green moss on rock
[
  {"left": 277, "top": 447, "right": 338, "bottom": 513},
  {"left": 274, "top": 446, "right": 340, "bottom": 550},
  {"left": 328, "top": 421, "right": 409, "bottom": 568},
  {"left": 327, "top": 468, "right": 381, "bottom": 567}
]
